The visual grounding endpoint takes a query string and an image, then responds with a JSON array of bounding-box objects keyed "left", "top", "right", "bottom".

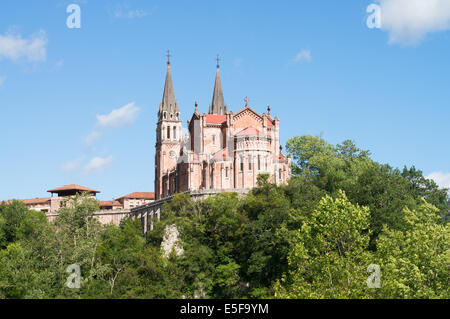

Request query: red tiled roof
[
  {"left": 22, "top": 198, "right": 51, "bottom": 205},
  {"left": 116, "top": 192, "right": 155, "bottom": 201},
  {"left": 213, "top": 148, "right": 231, "bottom": 159},
  {"left": 205, "top": 114, "right": 226, "bottom": 124},
  {"left": 99, "top": 200, "right": 122, "bottom": 207},
  {"left": 237, "top": 127, "right": 263, "bottom": 136},
  {"left": 266, "top": 118, "right": 274, "bottom": 127},
  {"left": 47, "top": 184, "right": 100, "bottom": 193}
]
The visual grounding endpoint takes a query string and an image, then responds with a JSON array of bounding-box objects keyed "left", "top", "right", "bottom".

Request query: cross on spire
[
  {"left": 216, "top": 54, "right": 220, "bottom": 68},
  {"left": 244, "top": 96, "right": 250, "bottom": 107},
  {"left": 166, "top": 50, "right": 171, "bottom": 65}
]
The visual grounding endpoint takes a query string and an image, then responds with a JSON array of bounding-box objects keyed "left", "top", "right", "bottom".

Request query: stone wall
[{"left": 46, "top": 209, "right": 131, "bottom": 226}]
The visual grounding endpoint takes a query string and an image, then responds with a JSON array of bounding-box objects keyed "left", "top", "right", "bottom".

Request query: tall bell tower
[{"left": 155, "top": 51, "right": 182, "bottom": 200}]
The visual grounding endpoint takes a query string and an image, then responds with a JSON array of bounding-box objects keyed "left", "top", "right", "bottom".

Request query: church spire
[
  {"left": 209, "top": 55, "right": 227, "bottom": 115},
  {"left": 159, "top": 50, "right": 179, "bottom": 120}
]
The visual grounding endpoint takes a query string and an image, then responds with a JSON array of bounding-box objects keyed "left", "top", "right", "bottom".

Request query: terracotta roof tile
[
  {"left": 237, "top": 127, "right": 263, "bottom": 136},
  {"left": 213, "top": 148, "right": 231, "bottom": 159},
  {"left": 47, "top": 184, "right": 100, "bottom": 193},
  {"left": 22, "top": 198, "right": 51, "bottom": 205},
  {"left": 115, "top": 192, "right": 155, "bottom": 201},
  {"left": 99, "top": 200, "right": 122, "bottom": 207},
  {"left": 205, "top": 114, "right": 226, "bottom": 124}
]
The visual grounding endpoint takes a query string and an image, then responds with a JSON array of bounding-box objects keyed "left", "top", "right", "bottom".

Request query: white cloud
[
  {"left": 293, "top": 50, "right": 312, "bottom": 63},
  {"left": 61, "top": 157, "right": 84, "bottom": 172},
  {"left": 0, "top": 30, "right": 48, "bottom": 62},
  {"left": 0, "top": 75, "right": 5, "bottom": 87},
  {"left": 378, "top": 0, "right": 450, "bottom": 44},
  {"left": 426, "top": 172, "right": 450, "bottom": 190},
  {"left": 85, "top": 130, "right": 102, "bottom": 146},
  {"left": 96, "top": 102, "right": 140, "bottom": 128},
  {"left": 84, "top": 156, "right": 113, "bottom": 175}
]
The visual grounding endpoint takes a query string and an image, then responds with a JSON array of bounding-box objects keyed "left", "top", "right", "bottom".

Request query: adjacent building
[
  {"left": 12, "top": 184, "right": 101, "bottom": 214},
  {"left": 115, "top": 192, "right": 155, "bottom": 210},
  {"left": 2, "top": 185, "right": 154, "bottom": 217}
]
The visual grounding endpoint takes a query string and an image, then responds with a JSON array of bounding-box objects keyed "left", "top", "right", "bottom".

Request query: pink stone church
[{"left": 155, "top": 56, "right": 291, "bottom": 200}]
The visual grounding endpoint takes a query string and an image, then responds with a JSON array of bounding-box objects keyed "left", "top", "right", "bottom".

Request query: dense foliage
[{"left": 0, "top": 135, "right": 448, "bottom": 299}]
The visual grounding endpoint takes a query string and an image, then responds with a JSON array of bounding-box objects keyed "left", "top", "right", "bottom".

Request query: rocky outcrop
[{"left": 161, "top": 224, "right": 184, "bottom": 258}]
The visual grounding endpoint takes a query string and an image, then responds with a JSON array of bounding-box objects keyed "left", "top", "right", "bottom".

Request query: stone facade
[
  {"left": 155, "top": 60, "right": 291, "bottom": 200},
  {"left": 47, "top": 209, "right": 131, "bottom": 226}
]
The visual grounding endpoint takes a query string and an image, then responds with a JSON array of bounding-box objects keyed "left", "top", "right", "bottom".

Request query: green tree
[
  {"left": 0, "top": 200, "right": 29, "bottom": 247},
  {"left": 274, "top": 191, "right": 375, "bottom": 299},
  {"left": 401, "top": 166, "right": 449, "bottom": 221},
  {"left": 375, "top": 200, "right": 450, "bottom": 298}
]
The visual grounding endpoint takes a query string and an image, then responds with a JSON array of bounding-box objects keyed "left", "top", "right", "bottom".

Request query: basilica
[{"left": 155, "top": 56, "right": 291, "bottom": 200}]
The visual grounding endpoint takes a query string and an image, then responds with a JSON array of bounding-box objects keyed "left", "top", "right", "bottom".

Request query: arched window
[
  {"left": 279, "top": 169, "right": 282, "bottom": 179},
  {"left": 257, "top": 155, "right": 261, "bottom": 170},
  {"left": 167, "top": 126, "right": 171, "bottom": 139},
  {"left": 248, "top": 155, "right": 252, "bottom": 170},
  {"left": 173, "top": 126, "right": 177, "bottom": 139},
  {"left": 240, "top": 156, "right": 244, "bottom": 172}
]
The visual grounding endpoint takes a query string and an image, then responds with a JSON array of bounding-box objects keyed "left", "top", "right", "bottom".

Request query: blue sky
[{"left": 1, "top": 0, "right": 450, "bottom": 201}]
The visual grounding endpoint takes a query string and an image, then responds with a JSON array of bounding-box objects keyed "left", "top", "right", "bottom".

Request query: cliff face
[{"left": 161, "top": 224, "right": 184, "bottom": 258}]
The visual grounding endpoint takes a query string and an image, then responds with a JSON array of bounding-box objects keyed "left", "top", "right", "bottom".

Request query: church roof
[
  {"left": 233, "top": 104, "right": 263, "bottom": 121},
  {"left": 205, "top": 114, "right": 227, "bottom": 124},
  {"left": 236, "top": 127, "right": 263, "bottom": 136},
  {"left": 213, "top": 148, "right": 232, "bottom": 159}
]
